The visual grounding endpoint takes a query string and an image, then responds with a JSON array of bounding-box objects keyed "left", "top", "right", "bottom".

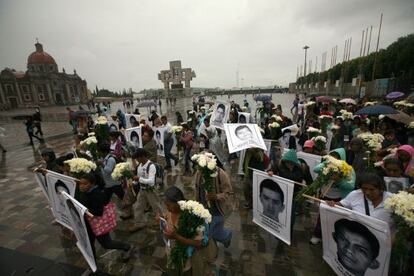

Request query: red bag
[
  {"left": 263, "top": 154, "right": 270, "bottom": 170},
  {"left": 86, "top": 202, "right": 117, "bottom": 236}
]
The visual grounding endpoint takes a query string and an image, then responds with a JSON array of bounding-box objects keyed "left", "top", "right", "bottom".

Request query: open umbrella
[
  {"left": 339, "top": 98, "right": 356, "bottom": 105},
  {"left": 254, "top": 95, "right": 272, "bottom": 102},
  {"left": 355, "top": 104, "right": 398, "bottom": 115},
  {"left": 385, "top": 110, "right": 414, "bottom": 125},
  {"left": 385, "top": 91, "right": 405, "bottom": 100},
  {"left": 316, "top": 96, "right": 333, "bottom": 103}
]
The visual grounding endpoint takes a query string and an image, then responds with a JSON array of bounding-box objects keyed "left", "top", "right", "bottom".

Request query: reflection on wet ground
[{"left": 0, "top": 95, "right": 335, "bottom": 275}]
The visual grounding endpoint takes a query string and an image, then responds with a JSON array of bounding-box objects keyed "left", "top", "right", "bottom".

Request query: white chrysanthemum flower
[
  {"left": 64, "top": 158, "right": 97, "bottom": 174},
  {"left": 307, "top": 127, "right": 321, "bottom": 133},
  {"left": 80, "top": 136, "right": 98, "bottom": 146},
  {"left": 268, "top": 122, "right": 280, "bottom": 128},
  {"left": 97, "top": 116, "right": 108, "bottom": 125}
]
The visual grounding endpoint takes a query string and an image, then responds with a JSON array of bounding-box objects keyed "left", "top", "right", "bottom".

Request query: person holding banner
[
  {"left": 77, "top": 172, "right": 134, "bottom": 262},
  {"left": 310, "top": 148, "right": 356, "bottom": 245},
  {"left": 326, "top": 173, "right": 394, "bottom": 227},
  {"left": 243, "top": 148, "right": 266, "bottom": 209}
]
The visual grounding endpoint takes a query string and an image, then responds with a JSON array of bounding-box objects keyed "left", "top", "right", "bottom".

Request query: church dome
[{"left": 27, "top": 42, "right": 56, "bottom": 65}]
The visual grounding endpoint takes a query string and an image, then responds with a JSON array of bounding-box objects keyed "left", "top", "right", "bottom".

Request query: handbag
[
  {"left": 86, "top": 202, "right": 117, "bottom": 236},
  {"left": 363, "top": 195, "right": 370, "bottom": 216}
]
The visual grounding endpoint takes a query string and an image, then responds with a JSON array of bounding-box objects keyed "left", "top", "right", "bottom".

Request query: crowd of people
[{"left": 36, "top": 93, "right": 414, "bottom": 275}]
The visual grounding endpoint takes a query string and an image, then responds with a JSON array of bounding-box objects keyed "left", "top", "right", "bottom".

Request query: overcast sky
[{"left": 0, "top": 0, "right": 413, "bottom": 91}]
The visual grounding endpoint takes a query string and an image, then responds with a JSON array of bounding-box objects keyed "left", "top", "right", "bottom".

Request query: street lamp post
[{"left": 303, "top": 45, "right": 310, "bottom": 89}]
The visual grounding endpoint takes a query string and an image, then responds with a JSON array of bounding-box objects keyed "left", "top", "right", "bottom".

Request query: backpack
[{"left": 146, "top": 161, "right": 164, "bottom": 187}]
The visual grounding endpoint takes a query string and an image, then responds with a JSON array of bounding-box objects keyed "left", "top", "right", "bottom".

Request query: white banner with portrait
[
  {"left": 252, "top": 170, "right": 295, "bottom": 245},
  {"left": 34, "top": 172, "right": 50, "bottom": 202},
  {"left": 125, "top": 114, "right": 141, "bottom": 129},
  {"left": 320, "top": 203, "right": 391, "bottom": 276},
  {"left": 108, "top": 116, "right": 119, "bottom": 132},
  {"left": 154, "top": 127, "right": 165, "bottom": 157},
  {"left": 210, "top": 100, "right": 230, "bottom": 129},
  {"left": 224, "top": 123, "right": 266, "bottom": 153},
  {"left": 46, "top": 171, "right": 77, "bottom": 229},
  {"left": 238, "top": 112, "right": 250, "bottom": 124},
  {"left": 62, "top": 192, "right": 97, "bottom": 272},
  {"left": 384, "top": 177, "right": 410, "bottom": 194},
  {"left": 283, "top": 148, "right": 321, "bottom": 180},
  {"left": 125, "top": 126, "right": 142, "bottom": 149}
]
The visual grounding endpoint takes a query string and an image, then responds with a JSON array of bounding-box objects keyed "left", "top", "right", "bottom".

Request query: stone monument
[{"left": 158, "top": 60, "right": 196, "bottom": 97}]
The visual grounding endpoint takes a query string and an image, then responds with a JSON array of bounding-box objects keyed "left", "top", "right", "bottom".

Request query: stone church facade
[{"left": 0, "top": 42, "right": 88, "bottom": 109}]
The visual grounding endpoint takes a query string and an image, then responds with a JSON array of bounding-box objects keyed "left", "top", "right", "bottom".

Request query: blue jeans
[
  {"left": 164, "top": 139, "right": 178, "bottom": 167},
  {"left": 209, "top": 215, "right": 232, "bottom": 244}
]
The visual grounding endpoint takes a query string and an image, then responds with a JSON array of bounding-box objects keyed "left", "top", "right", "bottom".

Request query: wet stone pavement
[{"left": 0, "top": 96, "right": 335, "bottom": 276}]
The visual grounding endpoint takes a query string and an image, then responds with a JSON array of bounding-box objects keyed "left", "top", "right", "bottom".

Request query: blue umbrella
[
  {"left": 355, "top": 104, "right": 398, "bottom": 115},
  {"left": 385, "top": 91, "right": 405, "bottom": 100},
  {"left": 254, "top": 95, "right": 272, "bottom": 102}
]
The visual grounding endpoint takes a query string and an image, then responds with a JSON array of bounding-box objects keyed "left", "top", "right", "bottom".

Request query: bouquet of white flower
[
  {"left": 170, "top": 125, "right": 183, "bottom": 133},
  {"left": 319, "top": 115, "right": 333, "bottom": 134},
  {"left": 80, "top": 136, "right": 98, "bottom": 160},
  {"left": 64, "top": 158, "right": 97, "bottom": 178},
  {"left": 268, "top": 122, "right": 280, "bottom": 128},
  {"left": 364, "top": 101, "right": 378, "bottom": 106},
  {"left": 169, "top": 200, "right": 211, "bottom": 273},
  {"left": 384, "top": 191, "right": 414, "bottom": 271},
  {"left": 96, "top": 116, "right": 108, "bottom": 125},
  {"left": 191, "top": 152, "right": 218, "bottom": 200},
  {"left": 111, "top": 162, "right": 133, "bottom": 181},
  {"left": 305, "top": 101, "right": 316, "bottom": 107},
  {"left": 295, "top": 155, "right": 353, "bottom": 203},
  {"left": 408, "top": 121, "right": 414, "bottom": 129},
  {"left": 339, "top": 109, "right": 354, "bottom": 120},
  {"left": 306, "top": 127, "right": 321, "bottom": 139},
  {"left": 270, "top": 115, "right": 283, "bottom": 122},
  {"left": 311, "top": 135, "right": 327, "bottom": 151}
]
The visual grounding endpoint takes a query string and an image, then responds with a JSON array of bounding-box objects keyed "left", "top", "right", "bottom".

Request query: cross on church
[{"left": 158, "top": 60, "right": 196, "bottom": 96}]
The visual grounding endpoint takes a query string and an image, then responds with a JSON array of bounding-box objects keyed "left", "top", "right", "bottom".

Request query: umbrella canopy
[
  {"left": 355, "top": 104, "right": 398, "bottom": 115},
  {"left": 316, "top": 96, "right": 333, "bottom": 103},
  {"left": 254, "top": 95, "right": 272, "bottom": 102},
  {"left": 384, "top": 110, "right": 414, "bottom": 125},
  {"left": 385, "top": 91, "right": 405, "bottom": 100},
  {"left": 339, "top": 98, "right": 356, "bottom": 105}
]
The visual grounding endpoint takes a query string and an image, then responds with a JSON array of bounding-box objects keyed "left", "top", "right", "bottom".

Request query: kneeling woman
[
  {"left": 78, "top": 173, "right": 134, "bottom": 261},
  {"left": 327, "top": 172, "right": 394, "bottom": 228}
]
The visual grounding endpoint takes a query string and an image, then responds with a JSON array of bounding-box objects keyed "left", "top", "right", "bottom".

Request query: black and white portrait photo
[
  {"left": 125, "top": 114, "right": 141, "bottom": 129},
  {"left": 384, "top": 177, "right": 409, "bottom": 194},
  {"left": 210, "top": 101, "right": 230, "bottom": 129},
  {"left": 320, "top": 204, "right": 391, "bottom": 276},
  {"left": 46, "top": 171, "right": 77, "bottom": 229},
  {"left": 224, "top": 123, "right": 267, "bottom": 153},
  {"left": 125, "top": 126, "right": 142, "bottom": 149},
  {"left": 154, "top": 127, "right": 165, "bottom": 157},
  {"left": 62, "top": 192, "right": 97, "bottom": 272},
  {"left": 238, "top": 112, "right": 250, "bottom": 124},
  {"left": 252, "top": 170, "right": 294, "bottom": 245}
]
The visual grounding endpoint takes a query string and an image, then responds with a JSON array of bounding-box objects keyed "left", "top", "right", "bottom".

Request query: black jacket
[{"left": 80, "top": 186, "right": 109, "bottom": 216}]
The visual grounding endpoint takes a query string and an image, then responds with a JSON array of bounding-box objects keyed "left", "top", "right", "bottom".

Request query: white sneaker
[{"left": 310, "top": 236, "right": 322, "bottom": 245}]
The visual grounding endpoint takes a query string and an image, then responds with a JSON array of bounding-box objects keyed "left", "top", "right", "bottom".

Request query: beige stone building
[{"left": 0, "top": 41, "right": 88, "bottom": 109}]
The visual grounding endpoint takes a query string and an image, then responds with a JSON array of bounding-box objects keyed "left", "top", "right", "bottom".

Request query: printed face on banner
[
  {"left": 210, "top": 101, "right": 230, "bottom": 129},
  {"left": 107, "top": 117, "right": 118, "bottom": 132},
  {"left": 320, "top": 204, "right": 391, "bottom": 276},
  {"left": 46, "top": 172, "right": 77, "bottom": 229},
  {"left": 238, "top": 112, "right": 250, "bottom": 124},
  {"left": 252, "top": 170, "right": 294, "bottom": 245},
  {"left": 154, "top": 127, "right": 165, "bottom": 156},
  {"left": 384, "top": 177, "right": 409, "bottom": 194},
  {"left": 125, "top": 126, "right": 142, "bottom": 149},
  {"left": 62, "top": 192, "right": 97, "bottom": 272},
  {"left": 126, "top": 114, "right": 141, "bottom": 129},
  {"left": 224, "top": 123, "right": 267, "bottom": 153}
]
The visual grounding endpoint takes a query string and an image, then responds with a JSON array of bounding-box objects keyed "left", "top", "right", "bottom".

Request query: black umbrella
[{"left": 355, "top": 104, "right": 398, "bottom": 115}]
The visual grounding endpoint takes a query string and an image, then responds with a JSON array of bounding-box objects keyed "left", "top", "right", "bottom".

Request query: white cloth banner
[
  {"left": 320, "top": 203, "right": 391, "bottom": 276},
  {"left": 34, "top": 172, "right": 50, "bottom": 202},
  {"left": 210, "top": 100, "right": 230, "bottom": 130},
  {"left": 384, "top": 177, "right": 410, "bottom": 194},
  {"left": 252, "top": 170, "right": 295, "bottom": 245},
  {"left": 224, "top": 123, "right": 266, "bottom": 153},
  {"left": 125, "top": 114, "right": 141, "bottom": 129},
  {"left": 283, "top": 148, "right": 321, "bottom": 180},
  {"left": 62, "top": 192, "right": 97, "bottom": 272},
  {"left": 46, "top": 171, "right": 77, "bottom": 229},
  {"left": 125, "top": 126, "right": 143, "bottom": 149},
  {"left": 154, "top": 127, "right": 165, "bottom": 157}
]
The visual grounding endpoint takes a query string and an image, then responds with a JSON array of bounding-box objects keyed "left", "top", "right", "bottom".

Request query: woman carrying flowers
[
  {"left": 162, "top": 186, "right": 217, "bottom": 276},
  {"left": 308, "top": 148, "right": 356, "bottom": 245}
]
